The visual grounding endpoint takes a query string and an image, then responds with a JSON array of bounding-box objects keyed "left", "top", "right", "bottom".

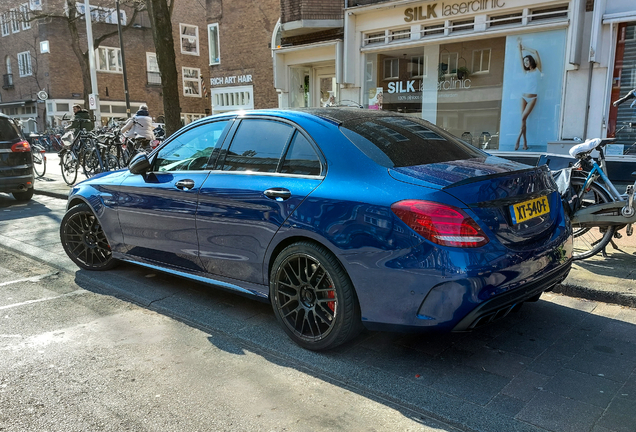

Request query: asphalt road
[{"left": 1, "top": 193, "right": 635, "bottom": 432}]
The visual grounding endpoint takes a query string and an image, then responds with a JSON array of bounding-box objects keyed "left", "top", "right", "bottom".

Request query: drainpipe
[{"left": 584, "top": 0, "right": 606, "bottom": 139}]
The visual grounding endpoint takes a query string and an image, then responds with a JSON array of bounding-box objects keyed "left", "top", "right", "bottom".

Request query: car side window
[
  {"left": 280, "top": 131, "right": 321, "bottom": 176},
  {"left": 155, "top": 120, "right": 229, "bottom": 172},
  {"left": 220, "top": 119, "right": 292, "bottom": 173}
]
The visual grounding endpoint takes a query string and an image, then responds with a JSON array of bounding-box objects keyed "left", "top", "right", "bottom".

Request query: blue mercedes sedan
[{"left": 60, "top": 108, "right": 573, "bottom": 350}]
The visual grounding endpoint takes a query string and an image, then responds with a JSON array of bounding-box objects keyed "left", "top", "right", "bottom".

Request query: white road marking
[
  {"left": 0, "top": 290, "right": 87, "bottom": 311},
  {"left": 0, "top": 271, "right": 59, "bottom": 287}
]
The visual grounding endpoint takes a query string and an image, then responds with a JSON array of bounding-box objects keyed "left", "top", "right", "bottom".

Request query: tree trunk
[
  {"left": 65, "top": 0, "right": 92, "bottom": 111},
  {"left": 147, "top": 0, "right": 181, "bottom": 136}
]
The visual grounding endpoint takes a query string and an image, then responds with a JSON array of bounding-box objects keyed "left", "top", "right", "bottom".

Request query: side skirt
[{"left": 113, "top": 252, "right": 270, "bottom": 303}]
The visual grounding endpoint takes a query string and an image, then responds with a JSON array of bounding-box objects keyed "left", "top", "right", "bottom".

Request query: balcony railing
[
  {"left": 2, "top": 74, "right": 14, "bottom": 90},
  {"left": 147, "top": 71, "right": 161, "bottom": 86}
]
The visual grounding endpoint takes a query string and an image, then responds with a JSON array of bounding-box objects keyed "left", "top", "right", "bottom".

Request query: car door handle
[
  {"left": 175, "top": 179, "right": 195, "bottom": 191},
  {"left": 264, "top": 188, "right": 291, "bottom": 201}
]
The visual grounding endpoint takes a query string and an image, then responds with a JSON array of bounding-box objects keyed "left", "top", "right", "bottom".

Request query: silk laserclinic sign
[{"left": 404, "top": 0, "right": 506, "bottom": 22}]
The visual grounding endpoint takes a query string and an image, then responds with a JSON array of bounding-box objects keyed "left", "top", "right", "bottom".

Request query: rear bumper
[
  {"left": 452, "top": 261, "right": 571, "bottom": 331},
  {"left": 0, "top": 173, "right": 34, "bottom": 193}
]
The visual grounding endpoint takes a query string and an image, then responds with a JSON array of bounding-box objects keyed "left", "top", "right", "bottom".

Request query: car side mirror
[{"left": 128, "top": 152, "right": 151, "bottom": 175}]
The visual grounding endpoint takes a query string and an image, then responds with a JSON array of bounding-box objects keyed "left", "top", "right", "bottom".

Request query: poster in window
[
  {"left": 368, "top": 87, "right": 383, "bottom": 110},
  {"left": 498, "top": 29, "right": 566, "bottom": 152}
]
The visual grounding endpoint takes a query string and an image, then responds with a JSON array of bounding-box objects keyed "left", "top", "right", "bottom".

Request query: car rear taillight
[
  {"left": 11, "top": 140, "right": 31, "bottom": 152},
  {"left": 391, "top": 200, "right": 489, "bottom": 247}
]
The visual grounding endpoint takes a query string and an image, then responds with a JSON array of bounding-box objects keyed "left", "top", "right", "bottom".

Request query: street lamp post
[
  {"left": 84, "top": 0, "right": 101, "bottom": 128},
  {"left": 116, "top": 0, "right": 131, "bottom": 118}
]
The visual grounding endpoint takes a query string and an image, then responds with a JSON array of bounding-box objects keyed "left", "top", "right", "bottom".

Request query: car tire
[
  {"left": 270, "top": 241, "right": 363, "bottom": 351},
  {"left": 12, "top": 188, "right": 34, "bottom": 202},
  {"left": 60, "top": 203, "right": 118, "bottom": 271}
]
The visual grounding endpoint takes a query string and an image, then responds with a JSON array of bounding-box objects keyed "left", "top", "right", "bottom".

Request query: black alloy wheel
[
  {"left": 270, "top": 242, "right": 362, "bottom": 351},
  {"left": 60, "top": 203, "right": 117, "bottom": 271}
]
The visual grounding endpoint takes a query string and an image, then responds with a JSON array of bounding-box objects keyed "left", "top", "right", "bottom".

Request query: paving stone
[
  {"left": 501, "top": 369, "right": 551, "bottom": 402},
  {"left": 545, "top": 369, "right": 622, "bottom": 408},
  {"left": 430, "top": 364, "right": 510, "bottom": 406},
  {"left": 516, "top": 391, "right": 604, "bottom": 432},
  {"left": 487, "top": 328, "right": 553, "bottom": 358},
  {"left": 594, "top": 398, "right": 636, "bottom": 432},
  {"left": 566, "top": 349, "right": 636, "bottom": 383},
  {"left": 585, "top": 336, "right": 636, "bottom": 359},
  {"left": 462, "top": 346, "right": 531, "bottom": 378},
  {"left": 485, "top": 394, "right": 526, "bottom": 417},
  {"left": 527, "top": 350, "right": 573, "bottom": 376}
]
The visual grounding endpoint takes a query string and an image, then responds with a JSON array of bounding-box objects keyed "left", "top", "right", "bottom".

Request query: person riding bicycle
[
  {"left": 120, "top": 104, "right": 154, "bottom": 152},
  {"left": 66, "top": 104, "right": 94, "bottom": 134}
]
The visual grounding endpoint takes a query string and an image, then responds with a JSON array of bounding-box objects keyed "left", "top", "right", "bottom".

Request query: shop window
[
  {"left": 212, "top": 85, "right": 254, "bottom": 111},
  {"left": 182, "top": 67, "right": 201, "bottom": 97},
  {"left": 487, "top": 12, "right": 522, "bottom": 28},
  {"left": 421, "top": 24, "right": 444, "bottom": 38},
  {"left": 450, "top": 19, "right": 474, "bottom": 33},
  {"left": 365, "top": 32, "right": 385, "bottom": 45},
  {"left": 383, "top": 58, "right": 399, "bottom": 80},
  {"left": 208, "top": 23, "right": 220, "bottom": 64},
  {"left": 180, "top": 24, "right": 199, "bottom": 56},
  {"left": 390, "top": 29, "right": 410, "bottom": 42},
  {"left": 111, "top": 105, "right": 126, "bottom": 114},
  {"left": 529, "top": 5, "right": 569, "bottom": 22},
  {"left": 96, "top": 46, "right": 122, "bottom": 73},
  {"left": 472, "top": 49, "right": 491, "bottom": 74},
  {"left": 17, "top": 51, "right": 32, "bottom": 77},
  {"left": 56, "top": 103, "right": 69, "bottom": 112},
  {"left": 409, "top": 56, "right": 426, "bottom": 78},
  {"left": 366, "top": 62, "right": 374, "bottom": 82}
]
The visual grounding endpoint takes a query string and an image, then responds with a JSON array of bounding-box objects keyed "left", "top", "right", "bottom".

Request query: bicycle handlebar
[{"left": 613, "top": 89, "right": 635, "bottom": 107}]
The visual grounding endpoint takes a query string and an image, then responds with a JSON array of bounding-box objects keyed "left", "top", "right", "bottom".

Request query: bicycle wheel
[
  {"left": 82, "top": 148, "right": 101, "bottom": 177},
  {"left": 105, "top": 154, "right": 121, "bottom": 171},
  {"left": 60, "top": 151, "right": 78, "bottom": 185},
  {"left": 570, "top": 178, "right": 617, "bottom": 260},
  {"left": 32, "top": 148, "right": 46, "bottom": 177}
]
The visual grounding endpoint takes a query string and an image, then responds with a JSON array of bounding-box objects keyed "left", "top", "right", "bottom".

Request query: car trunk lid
[{"left": 389, "top": 157, "right": 560, "bottom": 247}]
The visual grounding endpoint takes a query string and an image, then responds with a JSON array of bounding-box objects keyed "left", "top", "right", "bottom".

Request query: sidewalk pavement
[{"left": 32, "top": 151, "right": 636, "bottom": 308}]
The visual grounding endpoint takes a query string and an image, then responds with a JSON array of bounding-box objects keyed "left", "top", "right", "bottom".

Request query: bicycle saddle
[{"left": 568, "top": 138, "right": 614, "bottom": 158}]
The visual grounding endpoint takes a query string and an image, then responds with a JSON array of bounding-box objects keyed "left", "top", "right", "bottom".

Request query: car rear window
[
  {"left": 340, "top": 116, "right": 485, "bottom": 168},
  {"left": 0, "top": 118, "right": 21, "bottom": 142}
]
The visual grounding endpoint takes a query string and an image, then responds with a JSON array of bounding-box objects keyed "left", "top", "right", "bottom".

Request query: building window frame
[
  {"left": 383, "top": 58, "right": 399, "bottom": 80},
  {"left": 182, "top": 66, "right": 202, "bottom": 97},
  {"left": 146, "top": 52, "right": 161, "bottom": 85},
  {"left": 0, "top": 13, "right": 9, "bottom": 37},
  {"left": 472, "top": 48, "right": 491, "bottom": 74},
  {"left": 96, "top": 46, "right": 122, "bottom": 73},
  {"left": 10, "top": 9, "right": 20, "bottom": 33},
  {"left": 20, "top": 3, "right": 30, "bottom": 30},
  {"left": 208, "top": 23, "right": 220, "bottom": 65},
  {"left": 409, "top": 56, "right": 426, "bottom": 78},
  {"left": 180, "top": 23, "right": 199, "bottom": 56},
  {"left": 17, "top": 51, "right": 32, "bottom": 77}
]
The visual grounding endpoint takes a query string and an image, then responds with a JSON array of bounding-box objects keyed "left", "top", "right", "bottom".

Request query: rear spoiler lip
[{"left": 442, "top": 165, "right": 550, "bottom": 190}]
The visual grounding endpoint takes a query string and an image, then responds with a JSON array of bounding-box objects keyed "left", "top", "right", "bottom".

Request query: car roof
[{"left": 199, "top": 107, "right": 410, "bottom": 127}]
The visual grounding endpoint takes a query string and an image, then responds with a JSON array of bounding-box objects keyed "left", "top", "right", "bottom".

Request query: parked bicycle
[
  {"left": 31, "top": 141, "right": 46, "bottom": 178},
  {"left": 545, "top": 88, "right": 636, "bottom": 260}
]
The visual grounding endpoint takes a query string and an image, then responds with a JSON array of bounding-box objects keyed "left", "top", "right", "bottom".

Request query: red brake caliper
[{"left": 327, "top": 288, "right": 335, "bottom": 312}]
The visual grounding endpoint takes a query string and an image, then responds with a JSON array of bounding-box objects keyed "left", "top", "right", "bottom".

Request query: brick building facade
[{"left": 0, "top": 0, "right": 281, "bottom": 132}]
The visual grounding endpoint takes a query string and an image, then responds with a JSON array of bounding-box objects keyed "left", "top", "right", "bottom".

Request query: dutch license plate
[{"left": 510, "top": 196, "right": 550, "bottom": 224}]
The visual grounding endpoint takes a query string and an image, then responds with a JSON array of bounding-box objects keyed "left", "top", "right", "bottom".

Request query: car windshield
[
  {"left": 0, "top": 118, "right": 21, "bottom": 142},
  {"left": 339, "top": 116, "right": 485, "bottom": 168}
]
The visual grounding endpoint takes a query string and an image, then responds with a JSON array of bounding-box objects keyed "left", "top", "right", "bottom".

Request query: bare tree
[{"left": 30, "top": 0, "right": 142, "bottom": 109}]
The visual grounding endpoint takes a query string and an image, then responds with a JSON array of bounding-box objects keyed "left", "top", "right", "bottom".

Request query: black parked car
[{"left": 0, "top": 113, "right": 34, "bottom": 201}]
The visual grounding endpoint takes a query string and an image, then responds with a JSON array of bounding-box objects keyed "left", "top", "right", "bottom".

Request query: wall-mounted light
[{"left": 40, "top": 40, "right": 50, "bottom": 54}]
